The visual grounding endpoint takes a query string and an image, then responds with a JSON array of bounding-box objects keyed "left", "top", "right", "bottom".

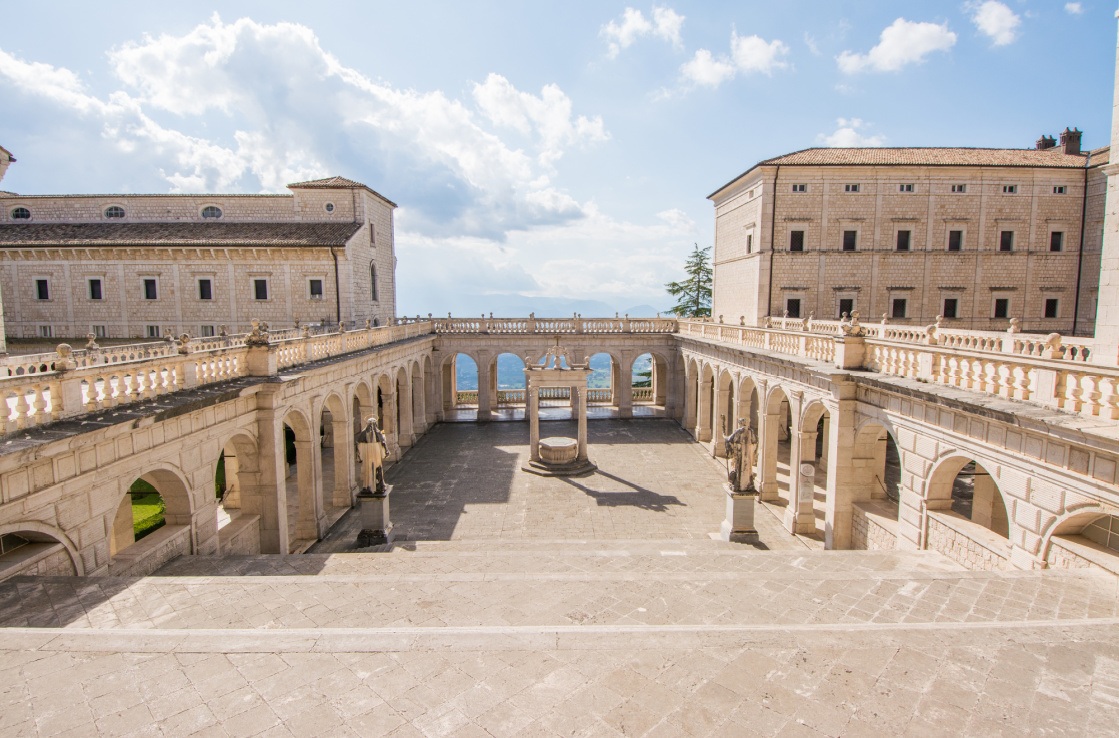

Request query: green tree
[{"left": 665, "top": 244, "right": 712, "bottom": 317}]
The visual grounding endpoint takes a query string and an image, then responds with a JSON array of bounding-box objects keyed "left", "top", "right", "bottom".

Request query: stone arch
[
  {"left": 109, "top": 464, "right": 196, "bottom": 571},
  {"left": 0, "top": 521, "right": 83, "bottom": 576},
  {"left": 411, "top": 360, "right": 426, "bottom": 433},
  {"left": 759, "top": 384, "right": 792, "bottom": 504},
  {"left": 737, "top": 375, "right": 760, "bottom": 431},
  {"left": 683, "top": 357, "right": 700, "bottom": 433},
  {"left": 490, "top": 352, "right": 527, "bottom": 408},
  {"left": 1039, "top": 504, "right": 1119, "bottom": 570},
  {"left": 844, "top": 418, "right": 905, "bottom": 550},
  {"left": 374, "top": 372, "right": 397, "bottom": 439},
  {"left": 441, "top": 351, "right": 480, "bottom": 415},
  {"left": 630, "top": 350, "right": 671, "bottom": 408},
  {"left": 319, "top": 391, "right": 353, "bottom": 514},
  {"left": 282, "top": 406, "right": 322, "bottom": 551},
  {"left": 422, "top": 353, "right": 437, "bottom": 426},
  {"left": 713, "top": 368, "right": 736, "bottom": 456},
  {"left": 923, "top": 453, "right": 1012, "bottom": 568},
  {"left": 586, "top": 350, "right": 620, "bottom": 407},
  {"left": 395, "top": 365, "right": 414, "bottom": 449},
  {"left": 696, "top": 362, "right": 716, "bottom": 443}
]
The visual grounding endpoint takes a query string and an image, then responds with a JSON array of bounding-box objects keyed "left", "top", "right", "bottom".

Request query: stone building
[
  {"left": 0, "top": 159, "right": 397, "bottom": 339},
  {"left": 709, "top": 131, "right": 1107, "bottom": 335}
]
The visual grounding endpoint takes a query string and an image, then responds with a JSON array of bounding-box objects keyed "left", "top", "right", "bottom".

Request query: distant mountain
[{"left": 399, "top": 294, "right": 667, "bottom": 319}]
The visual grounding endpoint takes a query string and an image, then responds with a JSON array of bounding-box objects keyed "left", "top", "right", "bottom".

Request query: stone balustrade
[{"left": 432, "top": 315, "right": 677, "bottom": 335}]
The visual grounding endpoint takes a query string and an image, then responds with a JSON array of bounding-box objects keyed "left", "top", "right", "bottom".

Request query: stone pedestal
[
  {"left": 720, "top": 484, "right": 759, "bottom": 543},
  {"left": 355, "top": 485, "right": 393, "bottom": 547}
]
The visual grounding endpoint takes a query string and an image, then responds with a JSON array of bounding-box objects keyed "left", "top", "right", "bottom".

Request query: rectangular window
[
  {"left": 198, "top": 278, "right": 213, "bottom": 300},
  {"left": 370, "top": 223, "right": 376, "bottom": 245},
  {"left": 309, "top": 278, "right": 324, "bottom": 299},
  {"left": 951, "top": 184, "right": 967, "bottom": 193},
  {"left": 38, "top": 325, "right": 52, "bottom": 338},
  {"left": 253, "top": 278, "right": 269, "bottom": 301},
  {"left": 143, "top": 278, "right": 158, "bottom": 300},
  {"left": 146, "top": 325, "right": 160, "bottom": 338},
  {"left": 993, "top": 298, "right": 1010, "bottom": 319},
  {"left": 1002, "top": 184, "right": 1017, "bottom": 194},
  {"left": 785, "top": 298, "right": 801, "bottom": 318},
  {"left": 896, "top": 230, "right": 911, "bottom": 252},
  {"left": 35, "top": 279, "right": 49, "bottom": 301},
  {"left": 791, "top": 184, "right": 807, "bottom": 193},
  {"left": 948, "top": 230, "right": 963, "bottom": 251},
  {"left": 789, "top": 230, "right": 805, "bottom": 252},
  {"left": 838, "top": 298, "right": 854, "bottom": 318},
  {"left": 92, "top": 325, "right": 107, "bottom": 338},
  {"left": 899, "top": 184, "right": 914, "bottom": 193},
  {"left": 200, "top": 325, "right": 216, "bottom": 337},
  {"left": 842, "top": 230, "right": 857, "bottom": 252},
  {"left": 88, "top": 278, "right": 103, "bottom": 301},
  {"left": 1050, "top": 231, "right": 1064, "bottom": 252},
  {"left": 1053, "top": 185, "right": 1067, "bottom": 195},
  {"left": 942, "top": 298, "right": 959, "bottom": 319},
  {"left": 1044, "top": 298, "right": 1060, "bottom": 319},
  {"left": 999, "top": 231, "right": 1014, "bottom": 252},
  {"left": 891, "top": 299, "right": 907, "bottom": 319},
  {"left": 844, "top": 184, "right": 860, "bottom": 193},
  {"left": 746, "top": 234, "right": 753, "bottom": 253}
]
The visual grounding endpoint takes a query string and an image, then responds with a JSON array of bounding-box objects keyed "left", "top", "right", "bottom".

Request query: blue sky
[{"left": 0, "top": 1, "right": 1114, "bottom": 317}]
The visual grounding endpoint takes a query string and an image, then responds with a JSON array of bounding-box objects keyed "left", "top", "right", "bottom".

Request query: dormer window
[
  {"left": 10, "top": 207, "right": 30, "bottom": 220},
  {"left": 201, "top": 206, "right": 223, "bottom": 219},
  {"left": 104, "top": 206, "right": 125, "bottom": 219}
]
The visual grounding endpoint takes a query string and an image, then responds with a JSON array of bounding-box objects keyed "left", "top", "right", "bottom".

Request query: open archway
[
  {"left": 789, "top": 400, "right": 831, "bottom": 539},
  {"left": 1045, "top": 511, "right": 1119, "bottom": 571},
  {"left": 925, "top": 455, "right": 1012, "bottom": 568},
  {"left": 491, "top": 352, "right": 527, "bottom": 408},
  {"left": 0, "top": 523, "right": 81, "bottom": 578},
  {"left": 396, "top": 366, "right": 414, "bottom": 450},
  {"left": 443, "top": 353, "right": 478, "bottom": 417},
  {"left": 631, "top": 352, "right": 670, "bottom": 411},
  {"left": 712, "top": 369, "right": 735, "bottom": 456},
  {"left": 683, "top": 358, "right": 700, "bottom": 434},
  {"left": 411, "top": 361, "right": 426, "bottom": 434},
  {"left": 587, "top": 352, "right": 616, "bottom": 406},
  {"left": 759, "top": 385, "right": 792, "bottom": 505},
  {"left": 320, "top": 393, "right": 354, "bottom": 524},
  {"left": 109, "top": 467, "right": 195, "bottom": 573},
  {"left": 283, "top": 409, "right": 321, "bottom": 552}
]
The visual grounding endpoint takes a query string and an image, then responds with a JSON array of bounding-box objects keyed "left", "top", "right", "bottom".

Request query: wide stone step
[{"left": 3, "top": 563, "right": 1114, "bottom": 631}]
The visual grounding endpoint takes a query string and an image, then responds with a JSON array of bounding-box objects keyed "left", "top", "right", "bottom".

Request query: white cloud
[
  {"left": 816, "top": 118, "right": 886, "bottom": 147},
  {"left": 969, "top": 1, "right": 1021, "bottom": 46},
  {"left": 680, "top": 49, "right": 736, "bottom": 88},
  {"left": 837, "top": 18, "right": 956, "bottom": 73},
  {"left": 601, "top": 6, "right": 684, "bottom": 58},
  {"left": 730, "top": 33, "right": 790, "bottom": 75},
  {"left": 1065, "top": 2, "right": 1084, "bottom": 14},
  {"left": 0, "top": 15, "right": 609, "bottom": 238},
  {"left": 804, "top": 33, "right": 821, "bottom": 56}
]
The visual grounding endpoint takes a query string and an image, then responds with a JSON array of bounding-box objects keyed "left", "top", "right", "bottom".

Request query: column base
[{"left": 355, "top": 485, "right": 394, "bottom": 547}]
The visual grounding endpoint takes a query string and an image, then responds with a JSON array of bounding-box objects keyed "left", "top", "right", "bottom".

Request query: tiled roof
[
  {"left": 759, "top": 147, "right": 1091, "bottom": 168},
  {"left": 0, "top": 222, "right": 363, "bottom": 247},
  {"left": 1088, "top": 146, "right": 1111, "bottom": 168},
  {"left": 287, "top": 176, "right": 398, "bottom": 207}
]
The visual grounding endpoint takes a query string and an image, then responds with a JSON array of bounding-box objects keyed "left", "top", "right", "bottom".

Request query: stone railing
[
  {"left": 0, "top": 321, "right": 433, "bottom": 435},
  {"left": 680, "top": 318, "right": 1119, "bottom": 420},
  {"left": 432, "top": 314, "right": 677, "bottom": 335}
]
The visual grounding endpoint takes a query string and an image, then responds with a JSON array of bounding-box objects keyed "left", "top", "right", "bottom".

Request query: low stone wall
[
  {"left": 851, "top": 500, "right": 899, "bottom": 550},
  {"left": 108, "top": 525, "right": 191, "bottom": 577},
  {"left": 1046, "top": 535, "right": 1119, "bottom": 576},
  {"left": 219, "top": 515, "right": 261, "bottom": 555},
  {"left": 927, "top": 512, "right": 1010, "bottom": 571},
  {"left": 0, "top": 543, "right": 76, "bottom": 581}
]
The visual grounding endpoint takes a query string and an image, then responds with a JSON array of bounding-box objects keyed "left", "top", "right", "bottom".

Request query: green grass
[{"left": 129, "top": 480, "right": 165, "bottom": 539}]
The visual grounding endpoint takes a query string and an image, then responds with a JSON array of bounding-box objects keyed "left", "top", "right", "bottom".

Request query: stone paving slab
[
  {"left": 2, "top": 566, "right": 1114, "bottom": 631},
  {"left": 2, "top": 621, "right": 1118, "bottom": 736},
  {"left": 313, "top": 420, "right": 813, "bottom": 551}
]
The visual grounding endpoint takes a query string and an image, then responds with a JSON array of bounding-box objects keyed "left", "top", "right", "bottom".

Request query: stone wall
[
  {"left": 1046, "top": 534, "right": 1119, "bottom": 576},
  {"left": 851, "top": 500, "right": 899, "bottom": 550},
  {"left": 0, "top": 542, "right": 75, "bottom": 580},
  {"left": 219, "top": 515, "right": 261, "bottom": 555},
  {"left": 927, "top": 512, "right": 1010, "bottom": 571},
  {"left": 107, "top": 524, "right": 191, "bottom": 577}
]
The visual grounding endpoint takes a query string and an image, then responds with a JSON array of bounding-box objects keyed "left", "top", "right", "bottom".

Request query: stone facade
[
  {"left": 0, "top": 173, "right": 397, "bottom": 339},
  {"left": 711, "top": 141, "right": 1105, "bottom": 335}
]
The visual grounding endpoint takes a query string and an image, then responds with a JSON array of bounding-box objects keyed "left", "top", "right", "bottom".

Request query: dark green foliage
[{"left": 665, "top": 244, "right": 712, "bottom": 317}]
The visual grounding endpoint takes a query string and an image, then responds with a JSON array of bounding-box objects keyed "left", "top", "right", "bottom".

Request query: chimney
[
  {"left": 1035, "top": 135, "right": 1056, "bottom": 150},
  {"left": 1059, "top": 127, "right": 1082, "bottom": 155}
]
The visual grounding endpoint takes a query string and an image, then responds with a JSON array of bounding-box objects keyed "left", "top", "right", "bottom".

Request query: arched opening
[
  {"left": 109, "top": 468, "right": 194, "bottom": 574},
  {"left": 1046, "top": 512, "right": 1119, "bottom": 572},
  {"left": 214, "top": 432, "right": 263, "bottom": 553},
  {"left": 0, "top": 525, "right": 80, "bottom": 579},
  {"left": 737, "top": 377, "right": 760, "bottom": 433},
  {"left": 713, "top": 370, "right": 735, "bottom": 456},
  {"left": 411, "top": 361, "right": 425, "bottom": 434},
  {"left": 925, "top": 455, "right": 1011, "bottom": 569},
  {"left": 375, "top": 372, "right": 397, "bottom": 444},
  {"left": 396, "top": 366, "right": 414, "bottom": 450},
  {"left": 423, "top": 354, "right": 437, "bottom": 427},
  {"left": 445, "top": 353, "right": 479, "bottom": 416},
  {"left": 320, "top": 394, "right": 353, "bottom": 526},
  {"left": 683, "top": 358, "right": 699, "bottom": 433},
  {"left": 789, "top": 401, "right": 831, "bottom": 539},
  {"left": 759, "top": 386, "right": 792, "bottom": 506},
  {"left": 696, "top": 363, "right": 715, "bottom": 442},
  {"left": 491, "top": 352, "right": 527, "bottom": 409},
  {"left": 846, "top": 421, "right": 902, "bottom": 550},
  {"left": 631, "top": 352, "right": 669, "bottom": 413},
  {"left": 353, "top": 381, "right": 374, "bottom": 485},
  {"left": 283, "top": 411, "right": 321, "bottom": 553},
  {"left": 587, "top": 352, "right": 616, "bottom": 407},
  {"left": 370, "top": 262, "right": 378, "bottom": 301}
]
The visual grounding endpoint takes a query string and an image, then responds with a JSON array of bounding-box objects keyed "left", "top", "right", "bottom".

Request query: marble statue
[
  {"left": 356, "top": 417, "right": 389, "bottom": 493},
  {"left": 724, "top": 419, "right": 758, "bottom": 493}
]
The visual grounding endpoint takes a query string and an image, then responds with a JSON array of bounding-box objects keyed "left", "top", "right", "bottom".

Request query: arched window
[
  {"left": 201, "top": 206, "right": 223, "bottom": 219},
  {"left": 104, "top": 206, "right": 126, "bottom": 219},
  {"left": 370, "top": 262, "right": 378, "bottom": 302},
  {"left": 10, "top": 207, "right": 30, "bottom": 220}
]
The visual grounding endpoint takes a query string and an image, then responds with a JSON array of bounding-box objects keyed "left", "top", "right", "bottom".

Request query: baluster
[
  {"left": 47, "top": 379, "right": 62, "bottom": 421},
  {"left": 1098, "top": 377, "right": 1119, "bottom": 420},
  {"left": 31, "top": 385, "right": 47, "bottom": 425},
  {"left": 1013, "top": 365, "right": 1031, "bottom": 401},
  {"left": 1082, "top": 375, "right": 1102, "bottom": 417},
  {"left": 1064, "top": 373, "right": 1083, "bottom": 413},
  {"left": 13, "top": 391, "right": 31, "bottom": 430},
  {"left": 136, "top": 370, "right": 151, "bottom": 400}
]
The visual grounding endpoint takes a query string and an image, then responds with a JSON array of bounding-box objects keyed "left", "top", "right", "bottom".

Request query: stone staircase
[{"left": 2, "top": 542, "right": 1117, "bottom": 735}]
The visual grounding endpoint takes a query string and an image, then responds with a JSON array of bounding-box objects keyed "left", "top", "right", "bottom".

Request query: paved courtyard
[{"left": 1, "top": 419, "right": 1118, "bottom": 736}]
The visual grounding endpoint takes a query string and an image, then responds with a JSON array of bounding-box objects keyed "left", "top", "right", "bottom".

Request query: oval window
[
  {"left": 325, "top": 203, "right": 335, "bottom": 213},
  {"left": 201, "top": 206, "right": 223, "bottom": 219},
  {"left": 10, "top": 207, "right": 30, "bottom": 220},
  {"left": 104, "top": 206, "right": 125, "bottom": 219}
]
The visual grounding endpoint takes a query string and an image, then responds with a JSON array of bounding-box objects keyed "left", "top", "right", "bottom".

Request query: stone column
[
  {"left": 713, "top": 384, "right": 730, "bottom": 457},
  {"left": 331, "top": 415, "right": 354, "bottom": 507},
  {"left": 576, "top": 385, "right": 589, "bottom": 462},
  {"left": 784, "top": 429, "right": 817, "bottom": 535},
  {"left": 477, "top": 355, "right": 493, "bottom": 421},
  {"left": 824, "top": 396, "right": 859, "bottom": 549},
  {"left": 697, "top": 379, "right": 713, "bottom": 442},
  {"left": 294, "top": 439, "right": 323, "bottom": 542},
  {"left": 528, "top": 385, "right": 541, "bottom": 462},
  {"left": 616, "top": 358, "right": 633, "bottom": 419},
  {"left": 758, "top": 411, "right": 781, "bottom": 502},
  {"left": 1092, "top": 11, "right": 1119, "bottom": 363},
  {"left": 246, "top": 405, "right": 287, "bottom": 554}
]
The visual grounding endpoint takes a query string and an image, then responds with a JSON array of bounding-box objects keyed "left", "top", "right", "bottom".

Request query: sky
[{"left": 0, "top": 1, "right": 1115, "bottom": 317}]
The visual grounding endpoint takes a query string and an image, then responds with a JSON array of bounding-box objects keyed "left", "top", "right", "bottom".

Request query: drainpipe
[
  {"left": 330, "top": 247, "right": 342, "bottom": 326},
  {"left": 767, "top": 165, "right": 781, "bottom": 323},
  {"left": 1072, "top": 156, "right": 1090, "bottom": 336}
]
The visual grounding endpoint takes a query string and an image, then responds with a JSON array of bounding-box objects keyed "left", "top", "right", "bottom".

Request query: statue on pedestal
[
  {"left": 724, "top": 419, "right": 758, "bottom": 493},
  {"left": 356, "top": 417, "right": 389, "bottom": 494}
]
